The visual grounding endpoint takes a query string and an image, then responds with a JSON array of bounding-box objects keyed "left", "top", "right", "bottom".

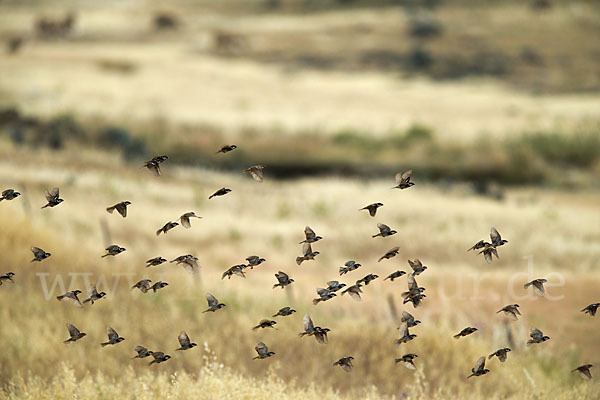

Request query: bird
[
  {"left": 490, "top": 227, "right": 508, "bottom": 247},
  {"left": 41, "top": 187, "right": 63, "bottom": 208},
  {"left": 403, "top": 293, "right": 426, "bottom": 308},
  {"left": 395, "top": 321, "right": 417, "bottom": 345},
  {"left": 56, "top": 290, "right": 83, "bottom": 307},
  {"left": 385, "top": 270, "right": 406, "bottom": 281},
  {"left": 401, "top": 311, "right": 421, "bottom": 327},
  {"left": 272, "top": 307, "right": 296, "bottom": 317},
  {"left": 392, "top": 170, "right": 415, "bottom": 189},
  {"left": 0, "top": 189, "right": 20, "bottom": 202},
  {"left": 572, "top": 364, "right": 593, "bottom": 380},
  {"left": 467, "top": 357, "right": 490, "bottom": 378},
  {"left": 64, "top": 323, "right": 86, "bottom": 343},
  {"left": 479, "top": 245, "right": 499, "bottom": 263},
  {"left": 82, "top": 285, "right": 106, "bottom": 305},
  {"left": 131, "top": 279, "right": 152, "bottom": 293},
  {"left": 106, "top": 201, "right": 131, "bottom": 218},
  {"left": 497, "top": 304, "right": 521, "bottom": 321},
  {"left": 339, "top": 260, "right": 361, "bottom": 275},
  {"left": 156, "top": 221, "right": 179, "bottom": 236},
  {"left": 203, "top": 293, "right": 226, "bottom": 312},
  {"left": 245, "top": 256, "right": 266, "bottom": 269},
  {"left": 326, "top": 281, "right": 346, "bottom": 292},
  {"left": 527, "top": 328, "right": 550, "bottom": 346},
  {"left": 359, "top": 203, "right": 383, "bottom": 217},
  {"left": 581, "top": 303, "right": 600, "bottom": 316},
  {"left": 252, "top": 319, "right": 277, "bottom": 330},
  {"left": 299, "top": 226, "right": 323, "bottom": 244},
  {"left": 524, "top": 279, "right": 548, "bottom": 296},
  {"left": 102, "top": 245, "right": 126, "bottom": 257},
  {"left": 176, "top": 331, "right": 197, "bottom": 350},
  {"left": 0, "top": 272, "right": 15, "bottom": 285},
  {"left": 372, "top": 223, "right": 397, "bottom": 238},
  {"left": 395, "top": 354, "right": 418, "bottom": 370},
  {"left": 467, "top": 240, "right": 490, "bottom": 252},
  {"left": 298, "top": 314, "right": 329, "bottom": 344},
  {"left": 333, "top": 356, "right": 354, "bottom": 372},
  {"left": 31, "top": 246, "right": 51, "bottom": 262},
  {"left": 216, "top": 144, "right": 237, "bottom": 154},
  {"left": 170, "top": 255, "right": 199, "bottom": 272},
  {"left": 273, "top": 271, "right": 294, "bottom": 289},
  {"left": 101, "top": 327, "right": 125, "bottom": 346},
  {"left": 378, "top": 246, "right": 400, "bottom": 262},
  {"left": 454, "top": 327, "right": 478, "bottom": 339},
  {"left": 356, "top": 274, "right": 378, "bottom": 286},
  {"left": 313, "top": 288, "right": 336, "bottom": 305},
  {"left": 296, "top": 243, "right": 320, "bottom": 265},
  {"left": 341, "top": 284, "right": 363, "bottom": 301},
  {"left": 488, "top": 348, "right": 511, "bottom": 362},
  {"left": 408, "top": 259, "right": 427, "bottom": 275},
  {"left": 149, "top": 352, "right": 171, "bottom": 365},
  {"left": 146, "top": 256, "right": 167, "bottom": 267},
  {"left": 132, "top": 346, "right": 153, "bottom": 359},
  {"left": 150, "top": 281, "right": 168, "bottom": 292},
  {"left": 222, "top": 265, "right": 246, "bottom": 279},
  {"left": 242, "top": 165, "right": 265, "bottom": 182},
  {"left": 403, "top": 273, "right": 425, "bottom": 299},
  {"left": 179, "top": 212, "right": 201, "bottom": 228},
  {"left": 142, "top": 156, "right": 168, "bottom": 176},
  {"left": 208, "top": 188, "right": 231, "bottom": 199},
  {"left": 253, "top": 342, "right": 275, "bottom": 360}
]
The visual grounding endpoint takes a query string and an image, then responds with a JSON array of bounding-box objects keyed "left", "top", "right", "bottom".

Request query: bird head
[
  {"left": 218, "top": 303, "right": 226, "bottom": 309},
  {"left": 164, "top": 355, "right": 172, "bottom": 361},
  {"left": 124, "top": 201, "right": 131, "bottom": 205},
  {"left": 46, "top": 252, "right": 52, "bottom": 257},
  {"left": 414, "top": 320, "right": 422, "bottom": 325},
  {"left": 99, "top": 292, "right": 107, "bottom": 298},
  {"left": 290, "top": 279, "right": 295, "bottom": 283},
  {"left": 290, "top": 309, "right": 297, "bottom": 313},
  {"left": 7, "top": 272, "right": 15, "bottom": 277},
  {"left": 116, "top": 337, "right": 125, "bottom": 343},
  {"left": 74, "top": 290, "right": 82, "bottom": 295},
  {"left": 390, "top": 230, "right": 397, "bottom": 235},
  {"left": 14, "top": 192, "right": 21, "bottom": 196},
  {"left": 190, "top": 343, "right": 198, "bottom": 348}
]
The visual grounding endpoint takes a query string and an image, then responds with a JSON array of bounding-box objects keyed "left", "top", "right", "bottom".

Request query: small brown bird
[
  {"left": 298, "top": 314, "right": 329, "bottom": 344},
  {"left": 149, "top": 351, "right": 171, "bottom": 365},
  {"left": 150, "top": 281, "right": 168, "bottom": 292},
  {"left": 216, "top": 144, "right": 237, "bottom": 154},
  {"left": 252, "top": 319, "right": 277, "bottom": 330},
  {"left": 572, "top": 364, "right": 593, "bottom": 380},
  {"left": 64, "top": 323, "right": 86, "bottom": 343},
  {"left": 490, "top": 227, "right": 508, "bottom": 247},
  {"left": 339, "top": 260, "right": 361, "bottom": 275},
  {"left": 356, "top": 274, "right": 379, "bottom": 286},
  {"left": 372, "top": 223, "right": 397, "bottom": 238},
  {"left": 524, "top": 279, "right": 548, "bottom": 296},
  {"left": 156, "top": 221, "right": 179, "bottom": 236},
  {"left": 273, "top": 271, "right": 294, "bottom": 288},
  {"left": 488, "top": 348, "right": 511, "bottom": 362},
  {"left": 176, "top": 331, "right": 197, "bottom": 350},
  {"left": 0, "top": 272, "right": 15, "bottom": 285},
  {"left": 467, "top": 357, "right": 490, "bottom": 379},
  {"left": 146, "top": 256, "right": 167, "bottom": 267},
  {"left": 341, "top": 284, "right": 363, "bottom": 301},
  {"left": 384, "top": 270, "right": 406, "bottom": 281},
  {"left": 467, "top": 240, "right": 490, "bottom": 252},
  {"left": 222, "top": 265, "right": 246, "bottom": 279},
  {"left": 527, "top": 328, "right": 550, "bottom": 346},
  {"left": 245, "top": 255, "right": 266, "bottom": 269},
  {"left": 395, "top": 353, "right": 418, "bottom": 370},
  {"left": 392, "top": 170, "right": 415, "bottom": 189},
  {"left": 242, "top": 165, "right": 265, "bottom": 182},
  {"left": 454, "top": 327, "right": 478, "bottom": 339},
  {"left": 326, "top": 281, "right": 346, "bottom": 292},
  {"left": 395, "top": 321, "right": 417, "bottom": 346},
  {"left": 57, "top": 290, "right": 83, "bottom": 307},
  {"left": 408, "top": 259, "right": 427, "bottom": 275},
  {"left": 401, "top": 311, "right": 421, "bottom": 327},
  {"left": 106, "top": 201, "right": 131, "bottom": 218},
  {"left": 203, "top": 293, "right": 226, "bottom": 312},
  {"left": 208, "top": 188, "right": 231, "bottom": 199},
  {"left": 296, "top": 243, "right": 320, "bottom": 265},
  {"left": 403, "top": 293, "right": 426, "bottom": 308},
  {"left": 82, "top": 285, "right": 106, "bottom": 305},
  {"left": 333, "top": 356, "right": 354, "bottom": 372},
  {"left": 300, "top": 226, "right": 323, "bottom": 244},
  {"left": 170, "top": 255, "right": 199, "bottom": 272},
  {"left": 41, "top": 187, "right": 63, "bottom": 208},
  {"left": 132, "top": 345, "right": 153, "bottom": 359},
  {"left": 497, "top": 304, "right": 521, "bottom": 321},
  {"left": 31, "top": 246, "right": 51, "bottom": 262},
  {"left": 581, "top": 303, "right": 600, "bottom": 316},
  {"left": 131, "top": 279, "right": 152, "bottom": 293},
  {"left": 102, "top": 245, "right": 126, "bottom": 257},
  {"left": 0, "top": 189, "right": 21, "bottom": 201},
  {"left": 272, "top": 307, "right": 296, "bottom": 317},
  {"left": 253, "top": 342, "right": 275, "bottom": 360},
  {"left": 313, "top": 288, "right": 336, "bottom": 305},
  {"left": 143, "top": 156, "right": 168, "bottom": 176},
  {"left": 359, "top": 203, "right": 383, "bottom": 217},
  {"left": 479, "top": 245, "right": 499, "bottom": 263},
  {"left": 179, "top": 212, "right": 201, "bottom": 228},
  {"left": 378, "top": 246, "right": 400, "bottom": 262},
  {"left": 101, "top": 327, "right": 125, "bottom": 347}
]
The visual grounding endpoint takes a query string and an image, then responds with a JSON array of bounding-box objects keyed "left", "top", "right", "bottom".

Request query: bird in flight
[
  {"left": 41, "top": 187, "right": 63, "bottom": 208},
  {"left": 359, "top": 203, "right": 383, "bottom": 217},
  {"left": 0, "top": 189, "right": 20, "bottom": 202},
  {"left": 106, "top": 201, "right": 131, "bottom": 218}
]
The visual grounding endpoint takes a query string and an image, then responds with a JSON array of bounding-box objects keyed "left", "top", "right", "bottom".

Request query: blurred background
[{"left": 0, "top": 0, "right": 599, "bottom": 399}]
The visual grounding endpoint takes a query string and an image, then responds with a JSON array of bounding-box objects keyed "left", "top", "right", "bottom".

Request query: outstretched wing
[
  {"left": 178, "top": 331, "right": 191, "bottom": 347},
  {"left": 303, "top": 314, "right": 314, "bottom": 332},
  {"left": 206, "top": 293, "right": 218, "bottom": 307},
  {"left": 45, "top": 187, "right": 59, "bottom": 202}
]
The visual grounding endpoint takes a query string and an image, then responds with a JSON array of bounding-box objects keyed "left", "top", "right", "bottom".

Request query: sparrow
[
  {"left": 479, "top": 245, "right": 499, "bottom": 263},
  {"left": 527, "top": 328, "right": 550, "bottom": 346},
  {"left": 395, "top": 322, "right": 417, "bottom": 345},
  {"left": 57, "top": 290, "right": 83, "bottom": 307},
  {"left": 299, "top": 226, "right": 323, "bottom": 244},
  {"left": 0, "top": 272, "right": 15, "bottom": 285},
  {"left": 372, "top": 223, "right": 397, "bottom": 238},
  {"left": 82, "top": 285, "right": 106, "bottom": 305},
  {"left": 272, "top": 307, "right": 296, "bottom": 317},
  {"left": 454, "top": 327, "right": 478, "bottom": 339},
  {"left": 41, "top": 187, "right": 63, "bottom": 208},
  {"left": 408, "top": 259, "right": 427, "bottom": 275},
  {"left": 179, "top": 212, "right": 201, "bottom": 228},
  {"left": 359, "top": 203, "right": 383, "bottom": 217},
  {"left": 101, "top": 327, "right": 125, "bottom": 346},
  {"left": 401, "top": 311, "right": 421, "bottom": 327},
  {"left": 150, "top": 281, "right": 168, "bottom": 292},
  {"left": 245, "top": 256, "right": 266, "bottom": 269},
  {"left": 378, "top": 246, "right": 400, "bottom": 262},
  {"left": 313, "top": 288, "right": 336, "bottom": 305},
  {"left": 102, "top": 245, "right": 126, "bottom": 257},
  {"left": 203, "top": 293, "right": 226, "bottom": 312},
  {"left": 339, "top": 260, "right": 361, "bottom": 275},
  {"left": 273, "top": 271, "right": 294, "bottom": 288},
  {"left": 64, "top": 323, "right": 86, "bottom": 343},
  {"left": 488, "top": 348, "right": 511, "bottom": 362},
  {"left": 132, "top": 346, "right": 153, "bottom": 359},
  {"left": 467, "top": 357, "right": 490, "bottom": 378},
  {"left": 131, "top": 279, "right": 152, "bottom": 293},
  {"left": 572, "top": 364, "right": 593, "bottom": 380},
  {"left": 31, "top": 246, "right": 51, "bottom": 262},
  {"left": 106, "top": 201, "right": 131, "bottom": 218},
  {"left": 222, "top": 265, "right": 246, "bottom": 279},
  {"left": 467, "top": 240, "right": 490, "bottom": 252},
  {"left": 242, "top": 165, "right": 265, "bottom": 182},
  {"left": 156, "top": 221, "right": 179, "bottom": 236},
  {"left": 252, "top": 319, "right": 277, "bottom": 330},
  {"left": 497, "top": 304, "right": 521, "bottom": 321},
  {"left": 143, "top": 156, "right": 168, "bottom": 176},
  {"left": 326, "top": 281, "right": 346, "bottom": 292},
  {"left": 216, "top": 144, "right": 237, "bottom": 154},
  {"left": 0, "top": 189, "right": 20, "bottom": 201},
  {"left": 253, "top": 342, "right": 275, "bottom": 360},
  {"left": 149, "top": 352, "right": 171, "bottom": 365},
  {"left": 341, "top": 284, "right": 363, "bottom": 301},
  {"left": 524, "top": 279, "right": 548, "bottom": 296},
  {"left": 395, "top": 354, "right": 418, "bottom": 370},
  {"left": 581, "top": 303, "right": 600, "bottom": 316},
  {"left": 392, "top": 170, "right": 414, "bottom": 189},
  {"left": 146, "top": 256, "right": 167, "bottom": 267},
  {"left": 356, "top": 274, "right": 378, "bottom": 286},
  {"left": 404, "top": 293, "right": 426, "bottom": 308},
  {"left": 170, "top": 255, "right": 199, "bottom": 272},
  {"left": 333, "top": 356, "right": 354, "bottom": 372},
  {"left": 298, "top": 314, "right": 329, "bottom": 344},
  {"left": 208, "top": 188, "right": 231, "bottom": 199},
  {"left": 296, "top": 243, "right": 320, "bottom": 265},
  {"left": 176, "top": 331, "right": 197, "bottom": 350},
  {"left": 490, "top": 227, "right": 508, "bottom": 247},
  {"left": 385, "top": 270, "right": 406, "bottom": 281}
]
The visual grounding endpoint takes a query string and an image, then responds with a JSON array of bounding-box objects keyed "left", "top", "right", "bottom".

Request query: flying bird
[
  {"left": 454, "top": 327, "right": 478, "bottom": 339},
  {"left": 385, "top": 270, "right": 406, "bottom": 281},
  {"left": 524, "top": 279, "right": 548, "bottom": 296},
  {"left": 31, "top": 247, "right": 51, "bottom": 262},
  {"left": 142, "top": 155, "right": 168, "bottom": 176},
  {"left": 527, "top": 328, "right": 550, "bottom": 346},
  {"left": 581, "top": 303, "right": 600, "bottom": 316},
  {"left": 272, "top": 307, "right": 296, "bottom": 317},
  {"left": 242, "top": 165, "right": 265, "bottom": 182},
  {"left": 313, "top": 288, "right": 336, "bottom": 305},
  {"left": 488, "top": 348, "right": 511, "bottom": 362},
  {"left": 216, "top": 145, "right": 237, "bottom": 154},
  {"left": 378, "top": 246, "right": 400, "bottom": 262},
  {"left": 359, "top": 203, "right": 383, "bottom": 217},
  {"left": 106, "top": 201, "right": 131, "bottom": 218},
  {"left": 326, "top": 281, "right": 346, "bottom": 292},
  {"left": 102, "top": 245, "right": 126, "bottom": 257},
  {"left": 156, "top": 221, "right": 179, "bottom": 236},
  {"left": 296, "top": 243, "right": 320, "bottom": 265},
  {"left": 392, "top": 170, "right": 415, "bottom": 189},
  {"left": 146, "top": 257, "right": 167, "bottom": 267},
  {"left": 203, "top": 293, "right": 226, "bottom": 312},
  {"left": 82, "top": 285, "right": 106, "bottom": 305},
  {"left": 131, "top": 279, "right": 152, "bottom": 293},
  {"left": 479, "top": 245, "right": 499, "bottom": 263},
  {"left": 149, "top": 352, "right": 171, "bottom": 365},
  {"left": 170, "top": 255, "right": 199, "bottom": 272},
  {"left": 208, "top": 188, "right": 231, "bottom": 199},
  {"left": 299, "top": 226, "right": 323, "bottom": 244},
  {"left": 176, "top": 331, "right": 197, "bottom": 350},
  {"left": 467, "top": 357, "right": 490, "bottom": 379},
  {"left": 0, "top": 189, "right": 20, "bottom": 201},
  {"left": 273, "top": 271, "right": 294, "bottom": 289},
  {"left": 245, "top": 256, "right": 266, "bottom": 269},
  {"left": 222, "top": 265, "right": 246, "bottom": 279},
  {"left": 253, "top": 342, "right": 275, "bottom": 360},
  {"left": 179, "top": 212, "right": 201, "bottom": 228},
  {"left": 572, "top": 364, "right": 593, "bottom": 380},
  {"left": 356, "top": 274, "right": 378, "bottom": 286},
  {"left": 395, "top": 321, "right": 417, "bottom": 345},
  {"left": 56, "top": 290, "right": 83, "bottom": 307},
  {"left": 341, "top": 284, "right": 363, "bottom": 301},
  {"left": 339, "top": 260, "right": 361, "bottom": 275},
  {"left": 333, "top": 356, "right": 354, "bottom": 372},
  {"left": 0, "top": 272, "right": 15, "bottom": 285},
  {"left": 150, "top": 281, "right": 168, "bottom": 292},
  {"left": 101, "top": 327, "right": 125, "bottom": 346},
  {"left": 64, "top": 323, "right": 86, "bottom": 343},
  {"left": 252, "top": 319, "right": 277, "bottom": 330},
  {"left": 497, "top": 304, "right": 521, "bottom": 321},
  {"left": 132, "top": 346, "right": 153, "bottom": 359},
  {"left": 298, "top": 314, "right": 329, "bottom": 344},
  {"left": 41, "top": 187, "right": 63, "bottom": 208},
  {"left": 372, "top": 223, "right": 397, "bottom": 238},
  {"left": 490, "top": 227, "right": 508, "bottom": 247},
  {"left": 408, "top": 259, "right": 427, "bottom": 275},
  {"left": 395, "top": 354, "right": 418, "bottom": 370},
  {"left": 401, "top": 311, "right": 421, "bottom": 327}
]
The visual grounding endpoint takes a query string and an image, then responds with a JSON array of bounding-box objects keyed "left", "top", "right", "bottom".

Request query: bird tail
[
  {"left": 156, "top": 229, "right": 162, "bottom": 236},
  {"left": 467, "top": 374, "right": 475, "bottom": 379},
  {"left": 101, "top": 254, "right": 108, "bottom": 258},
  {"left": 56, "top": 295, "right": 64, "bottom": 300},
  {"left": 0, "top": 198, "right": 4, "bottom": 202},
  {"left": 41, "top": 204, "right": 49, "bottom": 209},
  {"left": 63, "top": 339, "right": 72, "bottom": 344},
  {"left": 453, "top": 334, "right": 461, "bottom": 339},
  {"left": 131, "top": 355, "right": 139, "bottom": 359},
  {"left": 312, "top": 299, "right": 321, "bottom": 305},
  {"left": 252, "top": 326, "right": 259, "bottom": 331},
  {"left": 106, "top": 207, "right": 115, "bottom": 213},
  {"left": 372, "top": 234, "right": 379, "bottom": 238},
  {"left": 526, "top": 340, "right": 534, "bottom": 347},
  {"left": 295, "top": 257, "right": 303, "bottom": 265},
  {"left": 208, "top": 195, "right": 214, "bottom": 199},
  {"left": 101, "top": 342, "right": 110, "bottom": 347},
  {"left": 83, "top": 298, "right": 91, "bottom": 304}
]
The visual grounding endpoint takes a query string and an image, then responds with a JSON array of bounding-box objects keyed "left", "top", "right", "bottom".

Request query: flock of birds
[{"left": 0, "top": 145, "right": 598, "bottom": 381}]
